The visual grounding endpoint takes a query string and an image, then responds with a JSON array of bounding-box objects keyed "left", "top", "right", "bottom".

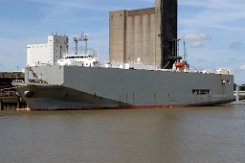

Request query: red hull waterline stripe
[{"left": 114, "top": 100, "right": 235, "bottom": 110}]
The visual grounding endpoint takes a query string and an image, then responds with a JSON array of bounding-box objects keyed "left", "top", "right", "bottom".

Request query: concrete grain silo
[{"left": 109, "top": 0, "right": 178, "bottom": 69}]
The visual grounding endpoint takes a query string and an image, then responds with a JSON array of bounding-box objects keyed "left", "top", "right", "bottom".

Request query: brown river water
[{"left": 0, "top": 103, "right": 245, "bottom": 163}]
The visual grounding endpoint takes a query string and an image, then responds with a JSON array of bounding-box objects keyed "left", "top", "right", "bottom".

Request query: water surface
[{"left": 0, "top": 103, "right": 245, "bottom": 163}]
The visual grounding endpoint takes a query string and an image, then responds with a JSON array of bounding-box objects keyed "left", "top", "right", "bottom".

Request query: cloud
[
  {"left": 23, "top": 0, "right": 110, "bottom": 11},
  {"left": 183, "top": 33, "right": 209, "bottom": 41},
  {"left": 230, "top": 42, "right": 242, "bottom": 49},
  {"left": 23, "top": 0, "right": 154, "bottom": 12},
  {"left": 179, "top": 0, "right": 245, "bottom": 32},
  {"left": 183, "top": 33, "right": 209, "bottom": 48},
  {"left": 0, "top": 38, "right": 28, "bottom": 70},
  {"left": 229, "top": 58, "right": 238, "bottom": 62},
  {"left": 191, "top": 41, "right": 203, "bottom": 48},
  {"left": 196, "top": 58, "right": 208, "bottom": 63},
  {"left": 240, "top": 65, "right": 245, "bottom": 70}
]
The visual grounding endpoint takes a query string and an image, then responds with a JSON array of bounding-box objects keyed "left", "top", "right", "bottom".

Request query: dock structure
[
  {"left": 238, "top": 91, "right": 245, "bottom": 101},
  {"left": 0, "top": 95, "right": 21, "bottom": 111},
  {"left": 233, "top": 87, "right": 245, "bottom": 105},
  {"left": 234, "top": 86, "right": 245, "bottom": 102},
  {"left": 0, "top": 71, "right": 26, "bottom": 110}
]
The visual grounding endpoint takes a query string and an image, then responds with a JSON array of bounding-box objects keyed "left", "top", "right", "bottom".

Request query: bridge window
[{"left": 192, "top": 89, "right": 210, "bottom": 95}]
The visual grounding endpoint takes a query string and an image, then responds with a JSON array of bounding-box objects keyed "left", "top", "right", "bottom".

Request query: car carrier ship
[
  {"left": 14, "top": 64, "right": 234, "bottom": 110},
  {"left": 13, "top": 0, "right": 235, "bottom": 110},
  {"left": 13, "top": 34, "right": 235, "bottom": 110}
]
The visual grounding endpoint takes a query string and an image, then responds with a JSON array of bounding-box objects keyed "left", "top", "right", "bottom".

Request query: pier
[
  {"left": 233, "top": 85, "right": 245, "bottom": 105},
  {"left": 0, "top": 71, "right": 26, "bottom": 110},
  {"left": 0, "top": 94, "right": 23, "bottom": 111},
  {"left": 238, "top": 91, "right": 245, "bottom": 100}
]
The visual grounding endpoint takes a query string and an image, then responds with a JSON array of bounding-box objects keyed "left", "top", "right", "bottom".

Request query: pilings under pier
[
  {"left": 0, "top": 71, "right": 26, "bottom": 111},
  {"left": 0, "top": 96, "right": 26, "bottom": 111}
]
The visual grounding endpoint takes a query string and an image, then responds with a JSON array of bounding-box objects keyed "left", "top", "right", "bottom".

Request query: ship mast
[
  {"left": 183, "top": 41, "right": 187, "bottom": 62},
  {"left": 74, "top": 32, "right": 88, "bottom": 55}
]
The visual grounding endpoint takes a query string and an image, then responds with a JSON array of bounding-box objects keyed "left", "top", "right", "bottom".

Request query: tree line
[{"left": 234, "top": 84, "right": 245, "bottom": 91}]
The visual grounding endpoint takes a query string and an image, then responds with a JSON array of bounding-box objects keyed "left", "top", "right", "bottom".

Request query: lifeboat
[{"left": 175, "top": 62, "right": 185, "bottom": 69}]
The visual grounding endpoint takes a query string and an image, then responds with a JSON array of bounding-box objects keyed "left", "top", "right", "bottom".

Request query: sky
[{"left": 0, "top": 0, "right": 244, "bottom": 84}]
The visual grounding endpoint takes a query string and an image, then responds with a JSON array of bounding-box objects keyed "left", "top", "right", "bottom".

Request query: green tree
[{"left": 240, "top": 84, "right": 245, "bottom": 91}]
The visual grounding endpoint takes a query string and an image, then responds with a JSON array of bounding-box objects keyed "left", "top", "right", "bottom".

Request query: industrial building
[
  {"left": 109, "top": 0, "right": 178, "bottom": 69},
  {"left": 27, "top": 35, "right": 69, "bottom": 66}
]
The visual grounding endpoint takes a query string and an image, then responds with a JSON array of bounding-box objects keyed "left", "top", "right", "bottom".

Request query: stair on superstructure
[{"left": 28, "top": 67, "right": 48, "bottom": 84}]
